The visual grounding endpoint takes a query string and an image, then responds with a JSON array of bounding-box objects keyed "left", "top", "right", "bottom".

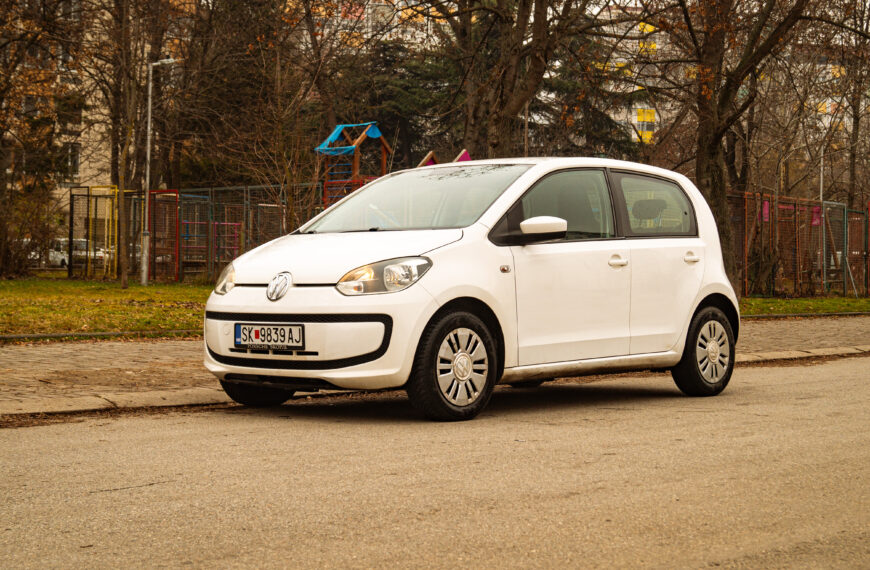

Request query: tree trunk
[
  {"left": 696, "top": 128, "right": 738, "bottom": 291},
  {"left": 847, "top": 81, "right": 861, "bottom": 209}
]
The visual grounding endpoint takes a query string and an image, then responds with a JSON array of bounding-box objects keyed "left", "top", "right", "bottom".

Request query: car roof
[{"left": 417, "top": 157, "right": 689, "bottom": 182}]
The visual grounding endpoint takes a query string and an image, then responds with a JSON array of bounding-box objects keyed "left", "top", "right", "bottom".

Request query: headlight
[
  {"left": 214, "top": 263, "right": 235, "bottom": 295},
  {"left": 337, "top": 257, "right": 431, "bottom": 295}
]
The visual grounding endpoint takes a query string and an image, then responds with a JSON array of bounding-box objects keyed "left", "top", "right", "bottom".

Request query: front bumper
[{"left": 203, "top": 283, "right": 439, "bottom": 391}]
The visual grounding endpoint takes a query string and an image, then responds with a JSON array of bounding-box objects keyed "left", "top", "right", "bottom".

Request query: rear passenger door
[
  {"left": 610, "top": 171, "right": 705, "bottom": 355},
  {"left": 493, "top": 169, "right": 631, "bottom": 365}
]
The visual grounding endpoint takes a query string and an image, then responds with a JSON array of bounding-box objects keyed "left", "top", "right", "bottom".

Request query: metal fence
[
  {"left": 729, "top": 193, "right": 869, "bottom": 297},
  {"left": 145, "top": 184, "right": 321, "bottom": 281},
  {"left": 68, "top": 186, "right": 142, "bottom": 279},
  {"left": 68, "top": 184, "right": 870, "bottom": 296}
]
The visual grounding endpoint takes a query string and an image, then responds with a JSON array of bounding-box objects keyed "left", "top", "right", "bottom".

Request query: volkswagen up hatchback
[{"left": 204, "top": 158, "right": 739, "bottom": 420}]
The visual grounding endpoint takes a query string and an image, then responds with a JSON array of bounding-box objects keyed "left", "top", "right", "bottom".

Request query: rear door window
[{"left": 612, "top": 172, "right": 696, "bottom": 236}]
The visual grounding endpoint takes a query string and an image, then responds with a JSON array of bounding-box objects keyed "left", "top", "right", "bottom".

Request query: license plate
[{"left": 234, "top": 323, "right": 304, "bottom": 350}]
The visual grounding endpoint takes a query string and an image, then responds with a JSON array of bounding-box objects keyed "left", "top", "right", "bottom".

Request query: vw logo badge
[{"left": 266, "top": 271, "right": 292, "bottom": 302}]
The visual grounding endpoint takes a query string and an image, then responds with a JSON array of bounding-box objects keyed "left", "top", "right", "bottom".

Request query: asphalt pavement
[{"left": 2, "top": 356, "right": 868, "bottom": 567}]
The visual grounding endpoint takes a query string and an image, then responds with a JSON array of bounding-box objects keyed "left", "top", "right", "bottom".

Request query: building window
[
  {"left": 61, "top": 143, "right": 80, "bottom": 178},
  {"left": 636, "top": 108, "right": 656, "bottom": 144},
  {"left": 23, "top": 95, "right": 38, "bottom": 116},
  {"left": 55, "top": 93, "right": 84, "bottom": 127},
  {"left": 639, "top": 41, "right": 657, "bottom": 56},
  {"left": 60, "top": 0, "right": 82, "bottom": 21}
]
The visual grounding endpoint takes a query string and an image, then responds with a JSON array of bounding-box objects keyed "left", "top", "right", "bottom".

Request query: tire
[
  {"left": 406, "top": 311, "right": 498, "bottom": 421},
  {"left": 220, "top": 380, "right": 293, "bottom": 407},
  {"left": 672, "top": 306, "right": 735, "bottom": 397}
]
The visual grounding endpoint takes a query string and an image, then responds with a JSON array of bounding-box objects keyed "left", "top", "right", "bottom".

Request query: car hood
[{"left": 233, "top": 229, "right": 463, "bottom": 284}]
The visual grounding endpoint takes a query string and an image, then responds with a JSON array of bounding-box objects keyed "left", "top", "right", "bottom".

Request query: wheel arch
[
  {"left": 694, "top": 293, "right": 740, "bottom": 343},
  {"left": 422, "top": 297, "right": 505, "bottom": 380}
]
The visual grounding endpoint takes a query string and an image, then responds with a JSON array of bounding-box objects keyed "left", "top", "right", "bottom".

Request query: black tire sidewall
[
  {"left": 673, "top": 307, "right": 735, "bottom": 397},
  {"left": 407, "top": 311, "right": 498, "bottom": 421}
]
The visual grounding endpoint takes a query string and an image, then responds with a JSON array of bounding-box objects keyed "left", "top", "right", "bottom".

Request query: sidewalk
[{"left": 2, "top": 316, "right": 869, "bottom": 416}]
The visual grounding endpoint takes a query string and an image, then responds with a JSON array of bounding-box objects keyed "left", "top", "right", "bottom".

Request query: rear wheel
[
  {"left": 406, "top": 311, "right": 498, "bottom": 421},
  {"left": 220, "top": 380, "right": 293, "bottom": 407},
  {"left": 672, "top": 306, "right": 734, "bottom": 397}
]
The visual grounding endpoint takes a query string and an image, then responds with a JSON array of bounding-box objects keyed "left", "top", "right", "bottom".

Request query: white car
[{"left": 204, "top": 158, "right": 739, "bottom": 420}]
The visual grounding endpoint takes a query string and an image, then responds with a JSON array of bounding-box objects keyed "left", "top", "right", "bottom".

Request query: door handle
[
  {"left": 608, "top": 255, "right": 628, "bottom": 267},
  {"left": 684, "top": 252, "right": 701, "bottom": 263}
]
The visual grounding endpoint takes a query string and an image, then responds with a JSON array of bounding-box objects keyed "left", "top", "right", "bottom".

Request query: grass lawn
[
  {"left": 0, "top": 277, "right": 212, "bottom": 337},
  {"left": 739, "top": 296, "right": 870, "bottom": 316},
  {"left": 1, "top": 277, "right": 869, "bottom": 340}
]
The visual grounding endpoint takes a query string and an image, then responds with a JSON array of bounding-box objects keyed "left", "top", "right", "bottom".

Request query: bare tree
[
  {"left": 635, "top": 0, "right": 813, "bottom": 279},
  {"left": 406, "top": 0, "right": 636, "bottom": 158},
  {"left": 0, "top": 0, "right": 72, "bottom": 277}
]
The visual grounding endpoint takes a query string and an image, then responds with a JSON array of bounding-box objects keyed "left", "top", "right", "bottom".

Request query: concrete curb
[
  {"left": 2, "top": 346, "right": 869, "bottom": 417},
  {"left": 0, "top": 329, "right": 200, "bottom": 342},
  {"left": 741, "top": 312, "right": 870, "bottom": 320},
  {"left": 0, "top": 387, "right": 232, "bottom": 416}
]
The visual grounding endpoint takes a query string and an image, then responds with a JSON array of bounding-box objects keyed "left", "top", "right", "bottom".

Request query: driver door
[{"left": 504, "top": 169, "right": 631, "bottom": 366}]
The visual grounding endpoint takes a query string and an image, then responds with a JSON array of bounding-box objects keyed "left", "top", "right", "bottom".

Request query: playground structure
[
  {"left": 416, "top": 148, "right": 472, "bottom": 167},
  {"left": 315, "top": 122, "right": 393, "bottom": 208}
]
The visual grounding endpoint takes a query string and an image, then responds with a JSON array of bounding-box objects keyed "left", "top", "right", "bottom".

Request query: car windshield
[{"left": 303, "top": 164, "right": 530, "bottom": 233}]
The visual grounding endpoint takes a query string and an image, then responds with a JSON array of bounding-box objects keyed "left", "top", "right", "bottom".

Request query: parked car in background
[
  {"left": 204, "top": 158, "right": 739, "bottom": 420},
  {"left": 27, "top": 239, "right": 68, "bottom": 268},
  {"left": 32, "top": 238, "right": 107, "bottom": 268}
]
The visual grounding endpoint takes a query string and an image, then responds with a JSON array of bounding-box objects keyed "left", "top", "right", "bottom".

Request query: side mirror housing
[
  {"left": 506, "top": 216, "right": 567, "bottom": 244},
  {"left": 488, "top": 215, "right": 568, "bottom": 246}
]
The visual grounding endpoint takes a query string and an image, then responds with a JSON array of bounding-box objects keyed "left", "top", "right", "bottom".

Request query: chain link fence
[
  {"left": 68, "top": 186, "right": 141, "bottom": 279},
  {"left": 729, "top": 193, "right": 868, "bottom": 297},
  {"left": 68, "top": 184, "right": 869, "bottom": 295},
  {"left": 143, "top": 184, "right": 321, "bottom": 282}
]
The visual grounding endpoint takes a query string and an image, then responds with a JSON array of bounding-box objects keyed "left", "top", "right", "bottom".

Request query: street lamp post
[{"left": 141, "top": 57, "right": 178, "bottom": 286}]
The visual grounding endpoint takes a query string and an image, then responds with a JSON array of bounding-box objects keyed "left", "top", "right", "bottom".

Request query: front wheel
[
  {"left": 406, "top": 311, "right": 498, "bottom": 421},
  {"left": 220, "top": 380, "right": 293, "bottom": 407},
  {"left": 672, "top": 306, "right": 735, "bottom": 397}
]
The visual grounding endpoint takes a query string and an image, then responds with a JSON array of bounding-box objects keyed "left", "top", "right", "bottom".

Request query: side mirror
[{"left": 515, "top": 216, "right": 567, "bottom": 244}]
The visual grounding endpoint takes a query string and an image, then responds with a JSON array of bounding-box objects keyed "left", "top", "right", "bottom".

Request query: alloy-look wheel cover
[
  {"left": 695, "top": 321, "right": 730, "bottom": 383},
  {"left": 437, "top": 327, "right": 488, "bottom": 406}
]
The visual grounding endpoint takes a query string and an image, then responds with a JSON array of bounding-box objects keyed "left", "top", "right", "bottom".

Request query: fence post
[
  {"left": 176, "top": 192, "right": 183, "bottom": 282},
  {"left": 244, "top": 185, "right": 250, "bottom": 252},
  {"left": 68, "top": 193, "right": 75, "bottom": 279},
  {"left": 844, "top": 203, "right": 848, "bottom": 296},
  {"left": 208, "top": 187, "right": 214, "bottom": 281},
  {"left": 743, "top": 193, "right": 748, "bottom": 296}
]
